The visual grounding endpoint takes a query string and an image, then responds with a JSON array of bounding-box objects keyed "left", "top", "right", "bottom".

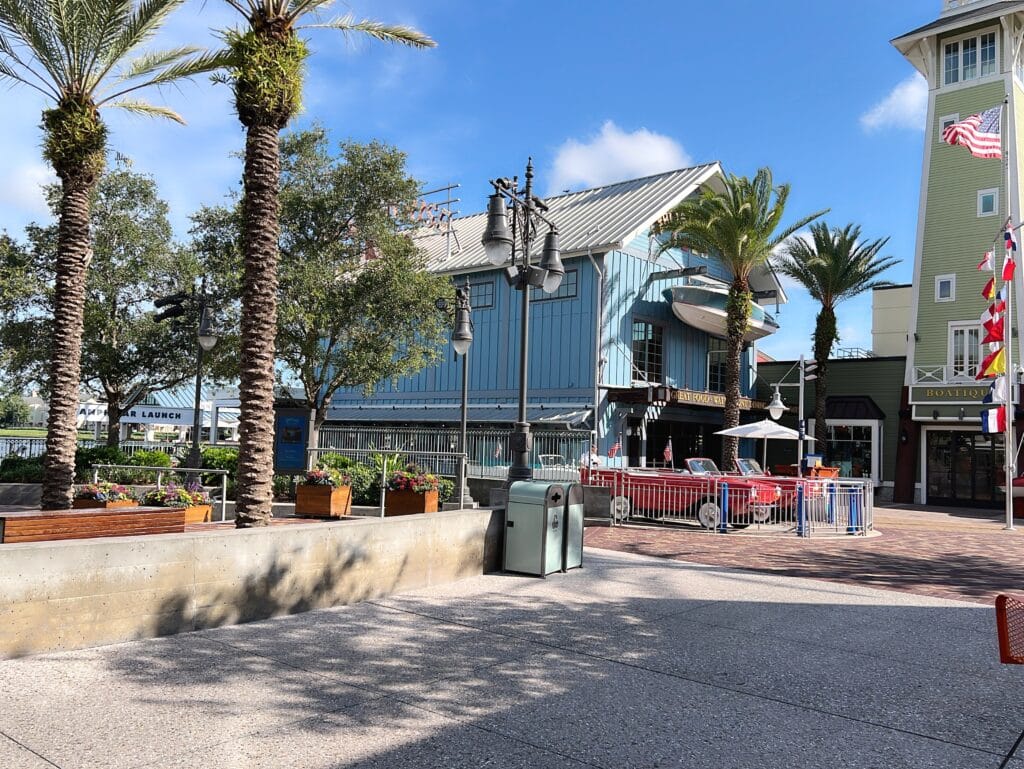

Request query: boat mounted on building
[{"left": 665, "top": 285, "right": 779, "bottom": 341}]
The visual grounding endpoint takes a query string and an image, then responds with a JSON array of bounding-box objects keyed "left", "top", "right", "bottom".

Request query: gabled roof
[
  {"left": 412, "top": 163, "right": 723, "bottom": 274},
  {"left": 893, "top": 1, "right": 1024, "bottom": 50}
]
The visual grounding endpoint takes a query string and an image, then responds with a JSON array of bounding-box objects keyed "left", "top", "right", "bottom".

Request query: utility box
[
  {"left": 563, "top": 484, "right": 585, "bottom": 571},
  {"left": 504, "top": 482, "right": 567, "bottom": 577}
]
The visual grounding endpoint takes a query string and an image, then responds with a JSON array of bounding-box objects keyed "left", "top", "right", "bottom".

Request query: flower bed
[
  {"left": 73, "top": 481, "right": 138, "bottom": 509},
  {"left": 141, "top": 483, "right": 212, "bottom": 524},
  {"left": 385, "top": 465, "right": 440, "bottom": 515},
  {"left": 295, "top": 469, "right": 352, "bottom": 518}
]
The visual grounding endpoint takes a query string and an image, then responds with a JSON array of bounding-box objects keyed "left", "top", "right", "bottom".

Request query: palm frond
[
  {"left": 89, "top": 0, "right": 186, "bottom": 89},
  {"left": 111, "top": 44, "right": 202, "bottom": 82},
  {"left": 299, "top": 14, "right": 436, "bottom": 48},
  {"left": 99, "top": 48, "right": 231, "bottom": 102},
  {"left": 0, "top": 0, "right": 72, "bottom": 89},
  {"left": 105, "top": 97, "right": 184, "bottom": 123}
]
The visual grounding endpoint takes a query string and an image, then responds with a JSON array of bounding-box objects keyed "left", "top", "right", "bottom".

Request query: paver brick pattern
[{"left": 584, "top": 506, "right": 1024, "bottom": 605}]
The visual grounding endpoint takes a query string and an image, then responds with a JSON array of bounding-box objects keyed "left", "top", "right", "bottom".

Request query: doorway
[{"left": 925, "top": 430, "right": 1004, "bottom": 508}]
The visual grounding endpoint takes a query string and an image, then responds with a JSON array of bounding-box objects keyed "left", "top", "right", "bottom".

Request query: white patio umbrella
[{"left": 714, "top": 419, "right": 816, "bottom": 468}]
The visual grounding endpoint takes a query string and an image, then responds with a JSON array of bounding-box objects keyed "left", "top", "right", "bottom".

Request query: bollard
[
  {"left": 717, "top": 482, "right": 729, "bottom": 534},
  {"left": 796, "top": 484, "right": 807, "bottom": 537},
  {"left": 847, "top": 485, "right": 860, "bottom": 535}
]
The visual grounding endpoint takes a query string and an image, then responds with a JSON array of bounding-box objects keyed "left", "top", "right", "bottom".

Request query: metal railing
[
  {"left": 582, "top": 468, "right": 873, "bottom": 536},
  {"left": 318, "top": 425, "right": 590, "bottom": 481},
  {"left": 0, "top": 437, "right": 196, "bottom": 460},
  {"left": 306, "top": 447, "right": 467, "bottom": 517},
  {"left": 89, "top": 463, "right": 231, "bottom": 522},
  {"left": 913, "top": 364, "right": 980, "bottom": 384}
]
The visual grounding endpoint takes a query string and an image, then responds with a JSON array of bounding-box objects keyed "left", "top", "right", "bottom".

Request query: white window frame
[
  {"left": 939, "top": 113, "right": 960, "bottom": 142},
  {"left": 948, "top": 319, "right": 982, "bottom": 380},
  {"left": 978, "top": 187, "right": 999, "bottom": 217},
  {"left": 935, "top": 273, "right": 956, "bottom": 303},
  {"left": 942, "top": 27, "right": 1000, "bottom": 87},
  {"left": 807, "top": 418, "right": 882, "bottom": 486}
]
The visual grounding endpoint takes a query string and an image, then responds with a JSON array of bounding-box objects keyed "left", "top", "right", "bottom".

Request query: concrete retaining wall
[{"left": 0, "top": 508, "right": 502, "bottom": 659}]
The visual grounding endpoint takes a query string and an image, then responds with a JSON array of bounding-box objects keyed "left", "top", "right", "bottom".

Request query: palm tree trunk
[
  {"left": 41, "top": 177, "right": 94, "bottom": 509},
  {"left": 234, "top": 123, "right": 281, "bottom": 527},
  {"left": 723, "top": 278, "right": 752, "bottom": 470},
  {"left": 813, "top": 306, "right": 837, "bottom": 457}
]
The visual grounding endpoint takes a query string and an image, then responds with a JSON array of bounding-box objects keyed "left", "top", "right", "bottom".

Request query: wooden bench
[{"left": 0, "top": 506, "right": 186, "bottom": 544}]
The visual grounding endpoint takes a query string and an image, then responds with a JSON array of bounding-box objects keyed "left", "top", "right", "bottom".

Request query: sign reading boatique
[
  {"left": 119, "top": 406, "right": 195, "bottom": 426},
  {"left": 910, "top": 385, "right": 992, "bottom": 404}
]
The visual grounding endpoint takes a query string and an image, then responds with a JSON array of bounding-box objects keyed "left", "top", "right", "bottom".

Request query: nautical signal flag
[
  {"left": 942, "top": 105, "right": 1002, "bottom": 159},
  {"left": 979, "top": 251, "right": 995, "bottom": 271},
  {"left": 663, "top": 438, "right": 673, "bottom": 463},
  {"left": 982, "top": 406, "right": 1007, "bottom": 434},
  {"left": 983, "top": 316, "right": 1005, "bottom": 344},
  {"left": 1005, "top": 251, "right": 1017, "bottom": 281},
  {"left": 982, "top": 304, "right": 1001, "bottom": 328},
  {"left": 1007, "top": 228, "right": 1018, "bottom": 252},
  {"left": 994, "top": 284, "right": 1010, "bottom": 313},
  {"left": 983, "top": 375, "right": 1008, "bottom": 404},
  {"left": 983, "top": 276, "right": 997, "bottom": 300},
  {"left": 978, "top": 346, "right": 1007, "bottom": 379},
  {"left": 608, "top": 437, "right": 622, "bottom": 458}
]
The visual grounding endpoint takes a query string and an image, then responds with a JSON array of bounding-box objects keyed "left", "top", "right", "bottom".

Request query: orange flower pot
[
  {"left": 183, "top": 504, "right": 212, "bottom": 524},
  {"left": 72, "top": 499, "right": 137, "bottom": 510},
  {"left": 295, "top": 485, "right": 352, "bottom": 518},
  {"left": 385, "top": 489, "right": 438, "bottom": 516}
]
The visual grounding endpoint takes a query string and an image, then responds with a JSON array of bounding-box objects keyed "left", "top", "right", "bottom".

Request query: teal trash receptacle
[
  {"left": 504, "top": 481, "right": 567, "bottom": 577},
  {"left": 562, "top": 483, "right": 584, "bottom": 571}
]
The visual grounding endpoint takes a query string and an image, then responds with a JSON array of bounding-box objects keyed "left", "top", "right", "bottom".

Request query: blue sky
[{"left": 0, "top": 0, "right": 939, "bottom": 361}]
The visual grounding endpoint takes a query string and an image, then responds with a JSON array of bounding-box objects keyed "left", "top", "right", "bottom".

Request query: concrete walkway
[{"left": 0, "top": 548, "right": 1021, "bottom": 768}]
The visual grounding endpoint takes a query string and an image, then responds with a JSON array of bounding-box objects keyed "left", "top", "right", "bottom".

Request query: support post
[
  {"left": 796, "top": 484, "right": 807, "bottom": 537},
  {"left": 717, "top": 482, "right": 729, "bottom": 534}
]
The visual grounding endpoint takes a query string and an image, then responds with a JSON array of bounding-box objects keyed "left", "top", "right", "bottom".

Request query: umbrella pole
[{"left": 763, "top": 438, "right": 767, "bottom": 470}]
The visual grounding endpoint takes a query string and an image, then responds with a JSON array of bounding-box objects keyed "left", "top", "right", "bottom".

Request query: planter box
[
  {"left": 72, "top": 499, "right": 137, "bottom": 510},
  {"left": 183, "top": 504, "right": 212, "bottom": 524},
  {"left": 295, "top": 485, "right": 352, "bottom": 518},
  {"left": 385, "top": 489, "right": 439, "bottom": 516}
]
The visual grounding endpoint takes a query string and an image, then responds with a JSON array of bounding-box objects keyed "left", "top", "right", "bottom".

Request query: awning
[
  {"left": 325, "top": 404, "right": 592, "bottom": 428},
  {"left": 825, "top": 396, "right": 885, "bottom": 421}
]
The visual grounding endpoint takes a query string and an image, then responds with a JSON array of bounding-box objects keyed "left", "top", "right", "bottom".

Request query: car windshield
[
  {"left": 686, "top": 458, "right": 720, "bottom": 475},
  {"left": 736, "top": 458, "right": 764, "bottom": 475}
]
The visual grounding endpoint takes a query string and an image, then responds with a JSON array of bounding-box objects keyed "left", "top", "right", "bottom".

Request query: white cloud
[
  {"left": 0, "top": 163, "right": 56, "bottom": 224},
  {"left": 860, "top": 74, "right": 928, "bottom": 132},
  {"left": 548, "top": 121, "right": 691, "bottom": 194}
]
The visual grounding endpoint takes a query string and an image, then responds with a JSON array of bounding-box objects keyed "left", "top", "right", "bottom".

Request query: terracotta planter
[
  {"left": 385, "top": 489, "right": 439, "bottom": 516},
  {"left": 295, "top": 484, "right": 352, "bottom": 518},
  {"left": 72, "top": 499, "right": 137, "bottom": 510},
  {"left": 182, "top": 504, "right": 212, "bottom": 524}
]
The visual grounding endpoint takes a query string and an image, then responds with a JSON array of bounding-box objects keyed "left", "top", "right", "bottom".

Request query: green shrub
[
  {"left": 273, "top": 474, "right": 297, "bottom": 501},
  {"left": 128, "top": 449, "right": 172, "bottom": 468},
  {"left": 201, "top": 446, "right": 238, "bottom": 486},
  {"left": 316, "top": 453, "right": 376, "bottom": 504},
  {"left": 0, "top": 454, "right": 45, "bottom": 483},
  {"left": 74, "top": 445, "right": 128, "bottom": 482},
  {"left": 438, "top": 477, "right": 455, "bottom": 504}
]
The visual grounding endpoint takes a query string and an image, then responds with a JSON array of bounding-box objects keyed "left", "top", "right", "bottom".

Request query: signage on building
[
  {"left": 119, "top": 406, "right": 195, "bottom": 426},
  {"left": 909, "top": 385, "right": 1015, "bottom": 405},
  {"left": 670, "top": 389, "right": 769, "bottom": 411}
]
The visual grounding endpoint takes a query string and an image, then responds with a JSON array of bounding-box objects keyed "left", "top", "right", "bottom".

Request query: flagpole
[{"left": 1004, "top": 95, "right": 1016, "bottom": 531}]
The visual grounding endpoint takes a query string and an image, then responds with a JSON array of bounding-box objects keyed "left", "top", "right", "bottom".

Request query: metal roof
[
  {"left": 412, "top": 163, "right": 722, "bottom": 274},
  {"left": 326, "top": 404, "right": 591, "bottom": 427},
  {"left": 893, "top": 2, "right": 1024, "bottom": 46}
]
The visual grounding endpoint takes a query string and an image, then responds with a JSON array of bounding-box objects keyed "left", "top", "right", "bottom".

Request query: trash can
[
  {"left": 562, "top": 483, "right": 584, "bottom": 571},
  {"left": 504, "top": 481, "right": 567, "bottom": 577}
]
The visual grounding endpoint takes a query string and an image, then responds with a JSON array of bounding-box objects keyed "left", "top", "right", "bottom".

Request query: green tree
[
  {"left": 0, "top": 392, "right": 30, "bottom": 426},
  {"left": 218, "top": 2, "right": 435, "bottom": 526},
  {"left": 0, "top": 166, "right": 220, "bottom": 445},
  {"left": 774, "top": 222, "right": 898, "bottom": 451},
  {"left": 189, "top": 128, "right": 451, "bottom": 445},
  {"left": 0, "top": 0, "right": 226, "bottom": 508},
  {"left": 653, "top": 168, "right": 826, "bottom": 468}
]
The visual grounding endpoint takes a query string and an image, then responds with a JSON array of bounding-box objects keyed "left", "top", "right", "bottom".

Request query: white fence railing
[{"left": 913, "top": 364, "right": 979, "bottom": 384}]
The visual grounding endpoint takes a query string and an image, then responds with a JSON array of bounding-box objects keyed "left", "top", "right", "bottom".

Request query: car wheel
[
  {"left": 610, "top": 495, "right": 631, "bottom": 521},
  {"left": 750, "top": 505, "right": 773, "bottom": 524},
  {"left": 696, "top": 499, "right": 720, "bottom": 529}
]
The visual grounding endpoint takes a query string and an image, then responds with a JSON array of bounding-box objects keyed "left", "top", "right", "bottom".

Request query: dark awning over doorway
[{"left": 825, "top": 395, "right": 885, "bottom": 421}]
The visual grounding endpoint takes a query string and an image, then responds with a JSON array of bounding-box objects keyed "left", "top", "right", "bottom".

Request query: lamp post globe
[
  {"left": 538, "top": 230, "right": 564, "bottom": 293},
  {"left": 768, "top": 389, "right": 786, "bottom": 421},
  {"left": 481, "top": 193, "right": 513, "bottom": 265}
]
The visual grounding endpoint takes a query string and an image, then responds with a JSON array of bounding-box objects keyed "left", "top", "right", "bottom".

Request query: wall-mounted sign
[
  {"left": 119, "top": 406, "right": 195, "bottom": 426},
  {"left": 670, "top": 388, "right": 769, "bottom": 411},
  {"left": 274, "top": 408, "right": 312, "bottom": 474},
  {"left": 909, "top": 385, "right": 1017, "bottom": 405}
]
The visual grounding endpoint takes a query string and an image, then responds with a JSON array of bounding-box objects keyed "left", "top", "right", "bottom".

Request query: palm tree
[
  {"left": 219, "top": 2, "right": 435, "bottom": 527},
  {"left": 0, "top": 0, "right": 227, "bottom": 509},
  {"left": 775, "top": 222, "right": 898, "bottom": 452},
  {"left": 653, "top": 168, "right": 826, "bottom": 469}
]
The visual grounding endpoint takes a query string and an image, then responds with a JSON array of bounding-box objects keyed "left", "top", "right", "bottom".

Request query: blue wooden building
[{"left": 325, "top": 163, "right": 786, "bottom": 466}]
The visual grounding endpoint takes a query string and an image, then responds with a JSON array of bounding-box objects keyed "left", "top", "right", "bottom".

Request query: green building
[{"left": 889, "top": 0, "right": 1024, "bottom": 507}]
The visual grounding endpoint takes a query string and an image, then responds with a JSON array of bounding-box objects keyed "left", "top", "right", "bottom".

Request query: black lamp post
[
  {"left": 480, "top": 159, "right": 563, "bottom": 484},
  {"left": 436, "top": 284, "right": 474, "bottom": 506},
  {"left": 187, "top": 298, "right": 218, "bottom": 477}
]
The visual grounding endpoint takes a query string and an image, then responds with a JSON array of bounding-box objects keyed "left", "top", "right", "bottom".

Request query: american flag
[
  {"left": 663, "top": 438, "right": 673, "bottom": 464},
  {"left": 608, "top": 437, "right": 622, "bottom": 458},
  {"left": 942, "top": 106, "right": 1002, "bottom": 159}
]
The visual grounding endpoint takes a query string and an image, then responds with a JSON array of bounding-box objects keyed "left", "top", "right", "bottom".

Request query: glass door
[
  {"left": 950, "top": 325, "right": 981, "bottom": 380},
  {"left": 926, "top": 430, "right": 1004, "bottom": 508}
]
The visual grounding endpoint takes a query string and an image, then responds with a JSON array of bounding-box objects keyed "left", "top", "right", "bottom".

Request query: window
[
  {"left": 531, "top": 269, "right": 578, "bottom": 302},
  {"left": 978, "top": 188, "right": 999, "bottom": 217},
  {"left": 935, "top": 273, "right": 956, "bottom": 303},
  {"left": 707, "top": 337, "right": 727, "bottom": 393},
  {"left": 468, "top": 281, "right": 494, "bottom": 309},
  {"left": 944, "top": 30, "right": 998, "bottom": 86},
  {"left": 949, "top": 321, "right": 982, "bottom": 379},
  {"left": 939, "top": 113, "right": 959, "bottom": 143},
  {"left": 631, "top": 321, "right": 664, "bottom": 383}
]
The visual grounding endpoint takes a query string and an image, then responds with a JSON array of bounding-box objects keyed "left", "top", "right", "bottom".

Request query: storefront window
[{"left": 824, "top": 424, "right": 873, "bottom": 479}]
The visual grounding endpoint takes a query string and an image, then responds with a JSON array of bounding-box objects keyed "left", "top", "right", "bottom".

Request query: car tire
[
  {"left": 696, "top": 498, "right": 720, "bottom": 529},
  {"left": 750, "top": 505, "right": 773, "bottom": 524}
]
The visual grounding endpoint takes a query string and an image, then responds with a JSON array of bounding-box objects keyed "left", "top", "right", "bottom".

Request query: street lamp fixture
[
  {"left": 197, "top": 306, "right": 218, "bottom": 352},
  {"left": 480, "top": 158, "right": 562, "bottom": 484},
  {"left": 451, "top": 287, "right": 474, "bottom": 356},
  {"left": 767, "top": 388, "right": 786, "bottom": 421}
]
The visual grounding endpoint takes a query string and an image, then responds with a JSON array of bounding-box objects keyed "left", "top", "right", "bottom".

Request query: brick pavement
[{"left": 583, "top": 506, "right": 1024, "bottom": 605}]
